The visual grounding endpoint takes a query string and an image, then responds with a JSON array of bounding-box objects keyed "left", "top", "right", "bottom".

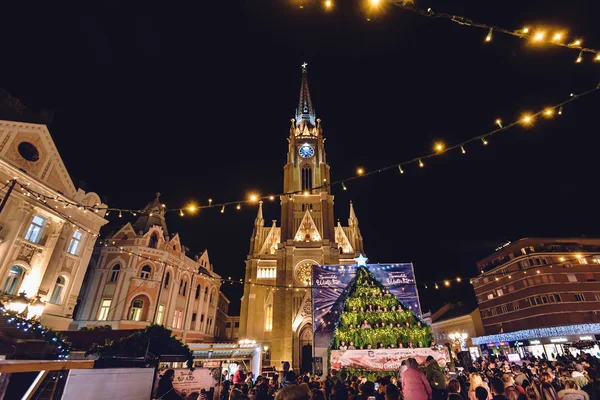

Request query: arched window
[
  {"left": 148, "top": 233, "right": 159, "bottom": 249},
  {"left": 2, "top": 265, "right": 24, "bottom": 295},
  {"left": 50, "top": 276, "right": 66, "bottom": 304},
  {"left": 109, "top": 264, "right": 121, "bottom": 283},
  {"left": 129, "top": 299, "right": 144, "bottom": 321},
  {"left": 140, "top": 265, "right": 151, "bottom": 280},
  {"left": 164, "top": 272, "right": 170, "bottom": 288},
  {"left": 301, "top": 165, "right": 312, "bottom": 192},
  {"left": 183, "top": 280, "right": 188, "bottom": 296},
  {"left": 204, "top": 287, "right": 208, "bottom": 301},
  {"left": 179, "top": 279, "right": 188, "bottom": 296},
  {"left": 195, "top": 285, "right": 201, "bottom": 299}
]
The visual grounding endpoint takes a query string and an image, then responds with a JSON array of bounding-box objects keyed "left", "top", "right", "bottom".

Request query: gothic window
[
  {"left": 301, "top": 165, "right": 312, "bottom": 192},
  {"left": 164, "top": 271, "right": 170, "bottom": 288},
  {"left": 109, "top": 264, "right": 121, "bottom": 283},
  {"left": 265, "top": 304, "right": 273, "bottom": 331},
  {"left": 50, "top": 276, "right": 66, "bottom": 304},
  {"left": 3, "top": 265, "right": 24, "bottom": 295},
  {"left": 148, "top": 233, "right": 159, "bottom": 249},
  {"left": 140, "top": 265, "right": 151, "bottom": 280},
  {"left": 195, "top": 285, "right": 201, "bottom": 299}
]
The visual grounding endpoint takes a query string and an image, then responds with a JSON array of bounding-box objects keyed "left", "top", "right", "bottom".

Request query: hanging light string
[
  {"left": 98, "top": 239, "right": 599, "bottom": 291},
  {"left": 11, "top": 82, "right": 600, "bottom": 218},
  {"left": 390, "top": 1, "right": 600, "bottom": 62}
]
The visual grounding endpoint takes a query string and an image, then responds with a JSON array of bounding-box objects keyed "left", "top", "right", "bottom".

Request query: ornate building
[
  {"left": 239, "top": 66, "right": 365, "bottom": 372},
  {"left": 0, "top": 119, "right": 107, "bottom": 330},
  {"left": 72, "top": 194, "right": 223, "bottom": 344}
]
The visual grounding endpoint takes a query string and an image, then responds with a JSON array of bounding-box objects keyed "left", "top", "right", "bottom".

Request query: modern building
[
  {"left": 239, "top": 65, "right": 368, "bottom": 372},
  {"left": 71, "top": 194, "right": 223, "bottom": 344},
  {"left": 0, "top": 118, "right": 108, "bottom": 330},
  {"left": 471, "top": 237, "right": 600, "bottom": 359},
  {"left": 429, "top": 302, "right": 485, "bottom": 360}
]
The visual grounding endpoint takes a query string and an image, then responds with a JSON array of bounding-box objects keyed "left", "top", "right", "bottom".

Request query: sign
[
  {"left": 507, "top": 354, "right": 521, "bottom": 362},
  {"left": 550, "top": 338, "right": 568, "bottom": 343},
  {"left": 154, "top": 368, "right": 219, "bottom": 399},
  {"left": 330, "top": 348, "right": 449, "bottom": 371},
  {"left": 203, "top": 360, "right": 222, "bottom": 368},
  {"left": 312, "top": 264, "right": 423, "bottom": 350},
  {"left": 529, "top": 340, "right": 541, "bottom": 345}
]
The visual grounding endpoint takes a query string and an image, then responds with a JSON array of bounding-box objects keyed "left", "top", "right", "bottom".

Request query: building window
[
  {"left": 578, "top": 257, "right": 588, "bottom": 265},
  {"left": 234, "top": 321, "right": 240, "bottom": 328},
  {"left": 179, "top": 279, "right": 188, "bottom": 296},
  {"left": 148, "top": 233, "right": 159, "bottom": 249},
  {"left": 265, "top": 304, "right": 273, "bottom": 331},
  {"left": 508, "top": 285, "right": 515, "bottom": 292},
  {"left": 487, "top": 293, "right": 494, "bottom": 300},
  {"left": 206, "top": 317, "right": 213, "bottom": 334},
  {"left": 49, "top": 276, "right": 66, "bottom": 304},
  {"left": 549, "top": 294, "right": 562, "bottom": 303},
  {"left": 164, "top": 272, "right": 170, "bottom": 288},
  {"left": 501, "top": 305, "right": 508, "bottom": 313},
  {"left": 97, "top": 299, "right": 111, "bottom": 321},
  {"left": 595, "top": 294, "right": 600, "bottom": 301},
  {"left": 513, "top": 302, "right": 520, "bottom": 311},
  {"left": 130, "top": 300, "right": 144, "bottom": 321},
  {"left": 204, "top": 288, "right": 208, "bottom": 301},
  {"left": 172, "top": 309, "right": 183, "bottom": 329},
  {"left": 226, "top": 322, "right": 232, "bottom": 328},
  {"left": 109, "top": 264, "right": 121, "bottom": 283},
  {"left": 140, "top": 265, "right": 151, "bottom": 280},
  {"left": 567, "top": 274, "right": 578, "bottom": 282},
  {"left": 195, "top": 285, "right": 201, "bottom": 299},
  {"left": 25, "top": 215, "right": 46, "bottom": 244},
  {"left": 2, "top": 265, "right": 24, "bottom": 295},
  {"left": 209, "top": 291, "right": 214, "bottom": 305},
  {"left": 585, "top": 273, "right": 595, "bottom": 282},
  {"left": 156, "top": 304, "right": 165, "bottom": 325},
  {"left": 575, "top": 293, "right": 586, "bottom": 302},
  {"left": 496, "top": 289, "right": 504, "bottom": 297},
  {"left": 301, "top": 165, "right": 312, "bottom": 192},
  {"left": 67, "top": 231, "right": 83, "bottom": 255},
  {"left": 491, "top": 308, "right": 497, "bottom": 316}
]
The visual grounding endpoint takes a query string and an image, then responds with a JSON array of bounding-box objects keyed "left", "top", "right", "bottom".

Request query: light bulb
[
  {"left": 522, "top": 27, "right": 530, "bottom": 34},
  {"left": 325, "top": 0, "right": 332, "bottom": 8},
  {"left": 521, "top": 114, "right": 534, "bottom": 125},
  {"left": 495, "top": 119, "right": 503, "bottom": 128},
  {"left": 533, "top": 31, "right": 546, "bottom": 42},
  {"left": 236, "top": 204, "right": 241, "bottom": 210},
  {"left": 481, "top": 137, "right": 488, "bottom": 145},
  {"left": 485, "top": 28, "right": 493, "bottom": 42},
  {"left": 356, "top": 167, "right": 364, "bottom": 176},
  {"left": 342, "top": 182, "right": 347, "bottom": 191},
  {"left": 460, "top": 146, "right": 466, "bottom": 154},
  {"left": 552, "top": 32, "right": 563, "bottom": 42},
  {"left": 576, "top": 51, "right": 583, "bottom": 63},
  {"left": 398, "top": 165, "right": 404, "bottom": 174},
  {"left": 418, "top": 159, "right": 424, "bottom": 168},
  {"left": 543, "top": 108, "right": 554, "bottom": 117},
  {"left": 434, "top": 142, "right": 445, "bottom": 153}
]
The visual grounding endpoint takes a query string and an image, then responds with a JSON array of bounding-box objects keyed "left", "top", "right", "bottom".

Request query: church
[{"left": 239, "top": 65, "right": 366, "bottom": 373}]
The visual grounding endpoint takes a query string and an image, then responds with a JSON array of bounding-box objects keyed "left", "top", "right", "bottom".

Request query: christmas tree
[{"left": 333, "top": 266, "right": 433, "bottom": 350}]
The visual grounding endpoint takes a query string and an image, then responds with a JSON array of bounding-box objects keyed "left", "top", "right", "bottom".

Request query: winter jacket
[
  {"left": 401, "top": 367, "right": 432, "bottom": 400},
  {"left": 557, "top": 389, "right": 589, "bottom": 400},
  {"left": 426, "top": 361, "right": 447, "bottom": 390}
]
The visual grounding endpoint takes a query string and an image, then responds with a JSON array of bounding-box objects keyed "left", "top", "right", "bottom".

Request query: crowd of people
[{"left": 219, "top": 351, "right": 600, "bottom": 400}]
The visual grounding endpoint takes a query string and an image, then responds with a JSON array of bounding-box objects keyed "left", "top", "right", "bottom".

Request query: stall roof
[{"left": 189, "top": 343, "right": 261, "bottom": 360}]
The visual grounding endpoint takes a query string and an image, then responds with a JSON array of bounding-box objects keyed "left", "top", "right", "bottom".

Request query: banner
[
  {"left": 312, "top": 265, "right": 357, "bottom": 349},
  {"left": 313, "top": 264, "right": 423, "bottom": 350},
  {"left": 153, "top": 368, "right": 219, "bottom": 400},
  {"left": 330, "top": 348, "right": 449, "bottom": 371},
  {"left": 369, "top": 264, "right": 422, "bottom": 316}
]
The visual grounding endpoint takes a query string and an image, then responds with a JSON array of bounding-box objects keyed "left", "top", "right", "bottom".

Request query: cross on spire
[{"left": 301, "top": 62, "right": 308, "bottom": 70}]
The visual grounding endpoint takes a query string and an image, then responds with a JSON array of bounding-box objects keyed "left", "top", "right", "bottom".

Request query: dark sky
[{"left": 2, "top": 1, "right": 599, "bottom": 316}]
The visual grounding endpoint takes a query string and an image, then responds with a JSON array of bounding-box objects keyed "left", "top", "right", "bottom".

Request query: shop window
[{"left": 578, "top": 257, "right": 588, "bottom": 265}]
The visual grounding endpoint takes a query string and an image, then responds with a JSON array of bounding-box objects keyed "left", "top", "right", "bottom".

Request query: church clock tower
[{"left": 239, "top": 64, "right": 364, "bottom": 373}]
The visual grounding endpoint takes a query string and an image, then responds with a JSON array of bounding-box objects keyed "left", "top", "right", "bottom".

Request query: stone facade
[
  {"left": 239, "top": 67, "right": 364, "bottom": 371},
  {"left": 72, "top": 195, "right": 222, "bottom": 344},
  {"left": 0, "top": 120, "right": 107, "bottom": 330}
]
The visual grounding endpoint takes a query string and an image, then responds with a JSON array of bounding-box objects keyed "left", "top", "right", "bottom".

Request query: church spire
[
  {"left": 349, "top": 201, "right": 359, "bottom": 227},
  {"left": 295, "top": 62, "right": 316, "bottom": 128},
  {"left": 255, "top": 201, "right": 264, "bottom": 227}
]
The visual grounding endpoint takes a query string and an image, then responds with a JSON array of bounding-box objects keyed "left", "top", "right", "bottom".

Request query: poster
[
  {"left": 330, "top": 348, "right": 449, "bottom": 371},
  {"left": 312, "top": 263, "right": 423, "bottom": 350},
  {"left": 154, "top": 368, "right": 220, "bottom": 399}
]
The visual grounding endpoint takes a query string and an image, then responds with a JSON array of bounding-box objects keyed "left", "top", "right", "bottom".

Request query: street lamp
[
  {"left": 7, "top": 292, "right": 29, "bottom": 315},
  {"left": 27, "top": 296, "right": 46, "bottom": 320}
]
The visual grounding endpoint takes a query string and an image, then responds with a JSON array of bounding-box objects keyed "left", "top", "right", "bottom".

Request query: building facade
[
  {"left": 215, "top": 292, "right": 230, "bottom": 340},
  {"left": 223, "top": 316, "right": 240, "bottom": 342},
  {"left": 0, "top": 119, "right": 107, "bottom": 330},
  {"left": 470, "top": 238, "right": 600, "bottom": 358},
  {"left": 429, "top": 303, "right": 485, "bottom": 360},
  {"left": 239, "top": 66, "right": 365, "bottom": 372},
  {"left": 72, "top": 194, "right": 223, "bottom": 344}
]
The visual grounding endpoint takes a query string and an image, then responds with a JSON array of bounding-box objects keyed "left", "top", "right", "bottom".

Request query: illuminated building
[
  {"left": 239, "top": 65, "right": 366, "bottom": 372},
  {"left": 0, "top": 116, "right": 107, "bottom": 330}
]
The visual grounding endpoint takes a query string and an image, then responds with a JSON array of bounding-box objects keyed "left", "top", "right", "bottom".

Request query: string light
[
  {"left": 208, "top": 199, "right": 213, "bottom": 205},
  {"left": 495, "top": 119, "right": 503, "bottom": 128},
  {"left": 460, "top": 145, "right": 466, "bottom": 154},
  {"left": 398, "top": 165, "right": 404, "bottom": 174},
  {"left": 179, "top": 209, "right": 184, "bottom": 217},
  {"left": 324, "top": 0, "right": 332, "bottom": 9},
  {"left": 269, "top": 195, "right": 275, "bottom": 201},
  {"left": 444, "top": 280, "right": 450, "bottom": 287},
  {"left": 521, "top": 113, "right": 534, "bottom": 125},
  {"left": 485, "top": 28, "right": 493, "bottom": 42},
  {"left": 481, "top": 137, "right": 488, "bottom": 146},
  {"left": 558, "top": 106, "right": 563, "bottom": 115},
  {"left": 543, "top": 108, "right": 555, "bottom": 117},
  {"left": 356, "top": 168, "right": 364, "bottom": 176},
  {"left": 552, "top": 32, "right": 564, "bottom": 42},
  {"left": 236, "top": 204, "right": 241, "bottom": 210},
  {"left": 595, "top": 53, "right": 600, "bottom": 61},
  {"left": 576, "top": 51, "right": 583, "bottom": 63},
  {"left": 533, "top": 31, "right": 546, "bottom": 42},
  {"left": 221, "top": 205, "right": 225, "bottom": 213},
  {"left": 434, "top": 142, "right": 445, "bottom": 153},
  {"left": 418, "top": 159, "right": 424, "bottom": 168},
  {"left": 187, "top": 203, "right": 198, "bottom": 213},
  {"left": 342, "top": 182, "right": 347, "bottom": 191},
  {"left": 249, "top": 194, "right": 259, "bottom": 202}
]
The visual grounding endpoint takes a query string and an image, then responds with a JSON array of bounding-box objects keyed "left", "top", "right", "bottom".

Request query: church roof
[{"left": 295, "top": 63, "right": 316, "bottom": 129}]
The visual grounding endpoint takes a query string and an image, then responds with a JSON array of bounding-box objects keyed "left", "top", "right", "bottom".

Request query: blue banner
[{"left": 368, "top": 264, "right": 422, "bottom": 316}]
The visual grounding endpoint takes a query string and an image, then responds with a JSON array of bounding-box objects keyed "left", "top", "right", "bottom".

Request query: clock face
[{"left": 299, "top": 144, "right": 315, "bottom": 158}]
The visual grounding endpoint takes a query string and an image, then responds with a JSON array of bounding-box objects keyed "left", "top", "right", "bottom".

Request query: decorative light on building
[
  {"left": 472, "top": 323, "right": 600, "bottom": 345},
  {"left": 27, "top": 296, "right": 46, "bottom": 320},
  {"left": 7, "top": 292, "right": 29, "bottom": 315}
]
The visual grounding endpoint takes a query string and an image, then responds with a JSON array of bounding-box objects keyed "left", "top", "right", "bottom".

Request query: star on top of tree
[{"left": 354, "top": 254, "right": 368, "bottom": 267}]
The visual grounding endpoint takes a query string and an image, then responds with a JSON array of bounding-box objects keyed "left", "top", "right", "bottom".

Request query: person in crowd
[
  {"left": 155, "top": 369, "right": 181, "bottom": 400},
  {"left": 283, "top": 371, "right": 298, "bottom": 388},
  {"left": 448, "top": 378, "right": 465, "bottom": 400},
  {"left": 425, "top": 356, "right": 447, "bottom": 400},
  {"left": 311, "top": 389, "right": 326, "bottom": 400},
  {"left": 540, "top": 372, "right": 559, "bottom": 400},
  {"left": 502, "top": 373, "right": 525, "bottom": 400},
  {"left": 469, "top": 373, "right": 492, "bottom": 400},
  {"left": 490, "top": 377, "right": 509, "bottom": 400},
  {"left": 402, "top": 357, "right": 433, "bottom": 400},
  {"left": 340, "top": 341, "right": 348, "bottom": 351},
  {"left": 375, "top": 377, "right": 390, "bottom": 400},
  {"left": 385, "top": 384, "right": 400, "bottom": 400},
  {"left": 275, "top": 386, "right": 310, "bottom": 400},
  {"left": 476, "top": 387, "right": 491, "bottom": 400},
  {"left": 572, "top": 365, "right": 590, "bottom": 390},
  {"left": 557, "top": 379, "right": 589, "bottom": 400},
  {"left": 525, "top": 386, "right": 542, "bottom": 400}
]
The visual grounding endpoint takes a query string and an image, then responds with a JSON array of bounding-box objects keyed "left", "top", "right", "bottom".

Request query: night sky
[{"left": 1, "top": 1, "right": 599, "bottom": 316}]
